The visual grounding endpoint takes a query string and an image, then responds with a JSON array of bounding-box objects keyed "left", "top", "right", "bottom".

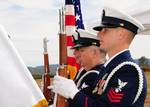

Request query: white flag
[{"left": 0, "top": 25, "right": 48, "bottom": 107}]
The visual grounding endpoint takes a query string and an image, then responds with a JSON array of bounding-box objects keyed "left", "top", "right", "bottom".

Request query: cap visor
[
  {"left": 93, "top": 24, "right": 109, "bottom": 31},
  {"left": 93, "top": 24, "right": 118, "bottom": 31},
  {"left": 70, "top": 44, "right": 83, "bottom": 49},
  {"left": 93, "top": 26, "right": 103, "bottom": 31}
]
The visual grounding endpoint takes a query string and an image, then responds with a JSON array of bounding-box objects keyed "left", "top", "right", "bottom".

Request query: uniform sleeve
[
  {"left": 69, "top": 65, "right": 144, "bottom": 107},
  {"left": 102, "top": 65, "right": 138, "bottom": 107},
  {"left": 78, "top": 71, "right": 99, "bottom": 93},
  {"left": 83, "top": 72, "right": 99, "bottom": 87}
]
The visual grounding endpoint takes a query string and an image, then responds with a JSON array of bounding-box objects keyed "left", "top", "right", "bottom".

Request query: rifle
[
  {"left": 43, "top": 37, "right": 53, "bottom": 105},
  {"left": 55, "top": 8, "right": 69, "bottom": 107}
]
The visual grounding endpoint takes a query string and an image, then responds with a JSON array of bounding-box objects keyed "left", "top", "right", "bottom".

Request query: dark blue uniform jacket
[
  {"left": 69, "top": 64, "right": 105, "bottom": 107},
  {"left": 69, "top": 50, "right": 147, "bottom": 107}
]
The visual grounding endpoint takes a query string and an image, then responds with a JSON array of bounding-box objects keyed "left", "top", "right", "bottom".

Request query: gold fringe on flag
[
  {"left": 68, "top": 65, "right": 78, "bottom": 80},
  {"left": 33, "top": 99, "right": 48, "bottom": 107}
]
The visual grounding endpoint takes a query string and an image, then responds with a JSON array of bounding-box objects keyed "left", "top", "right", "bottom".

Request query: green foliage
[
  {"left": 32, "top": 74, "right": 42, "bottom": 79},
  {"left": 138, "top": 56, "right": 149, "bottom": 67}
]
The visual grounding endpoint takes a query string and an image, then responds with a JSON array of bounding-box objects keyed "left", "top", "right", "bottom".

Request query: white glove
[{"left": 50, "top": 75, "right": 79, "bottom": 99}]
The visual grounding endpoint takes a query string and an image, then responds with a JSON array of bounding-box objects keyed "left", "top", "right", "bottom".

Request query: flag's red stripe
[
  {"left": 65, "top": 15, "right": 75, "bottom": 26},
  {"left": 67, "top": 56, "right": 76, "bottom": 64},
  {"left": 67, "top": 57, "right": 80, "bottom": 69},
  {"left": 67, "top": 36, "right": 74, "bottom": 46}
]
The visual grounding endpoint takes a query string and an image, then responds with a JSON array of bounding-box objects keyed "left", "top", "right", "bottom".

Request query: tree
[{"left": 138, "top": 56, "right": 149, "bottom": 67}]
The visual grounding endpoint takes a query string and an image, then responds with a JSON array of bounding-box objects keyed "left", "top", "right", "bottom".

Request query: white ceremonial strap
[
  {"left": 103, "top": 61, "right": 143, "bottom": 104},
  {"left": 75, "top": 67, "right": 85, "bottom": 81}
]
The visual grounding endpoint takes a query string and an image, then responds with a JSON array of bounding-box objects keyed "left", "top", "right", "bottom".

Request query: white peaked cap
[
  {"left": 93, "top": 6, "right": 144, "bottom": 34},
  {"left": 77, "top": 29, "right": 98, "bottom": 40},
  {"left": 71, "top": 29, "right": 100, "bottom": 49}
]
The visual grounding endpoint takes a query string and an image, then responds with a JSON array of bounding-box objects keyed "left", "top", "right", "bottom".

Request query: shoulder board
[{"left": 103, "top": 61, "right": 143, "bottom": 104}]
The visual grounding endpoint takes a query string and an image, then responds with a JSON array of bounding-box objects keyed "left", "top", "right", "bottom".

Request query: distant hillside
[
  {"left": 28, "top": 64, "right": 58, "bottom": 77},
  {"left": 28, "top": 57, "right": 150, "bottom": 78}
]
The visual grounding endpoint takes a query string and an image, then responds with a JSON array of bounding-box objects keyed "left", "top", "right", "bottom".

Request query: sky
[{"left": 0, "top": 0, "right": 150, "bottom": 67}]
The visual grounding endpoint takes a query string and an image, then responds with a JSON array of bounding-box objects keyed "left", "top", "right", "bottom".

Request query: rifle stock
[{"left": 56, "top": 33, "right": 69, "bottom": 107}]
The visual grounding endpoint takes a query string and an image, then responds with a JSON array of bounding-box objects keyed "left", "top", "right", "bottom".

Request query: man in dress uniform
[
  {"left": 52, "top": 29, "right": 106, "bottom": 107},
  {"left": 70, "top": 29, "right": 106, "bottom": 91},
  {"left": 68, "top": 29, "right": 106, "bottom": 107},
  {"left": 51, "top": 7, "right": 147, "bottom": 107}
]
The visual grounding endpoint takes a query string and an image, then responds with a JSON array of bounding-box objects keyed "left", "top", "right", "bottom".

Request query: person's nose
[
  {"left": 73, "top": 50, "right": 80, "bottom": 57},
  {"left": 97, "top": 28, "right": 105, "bottom": 39}
]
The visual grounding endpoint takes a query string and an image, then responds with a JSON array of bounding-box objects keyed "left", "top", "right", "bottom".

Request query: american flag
[
  {"left": 73, "top": 0, "right": 84, "bottom": 29},
  {"left": 65, "top": 0, "right": 84, "bottom": 79}
]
